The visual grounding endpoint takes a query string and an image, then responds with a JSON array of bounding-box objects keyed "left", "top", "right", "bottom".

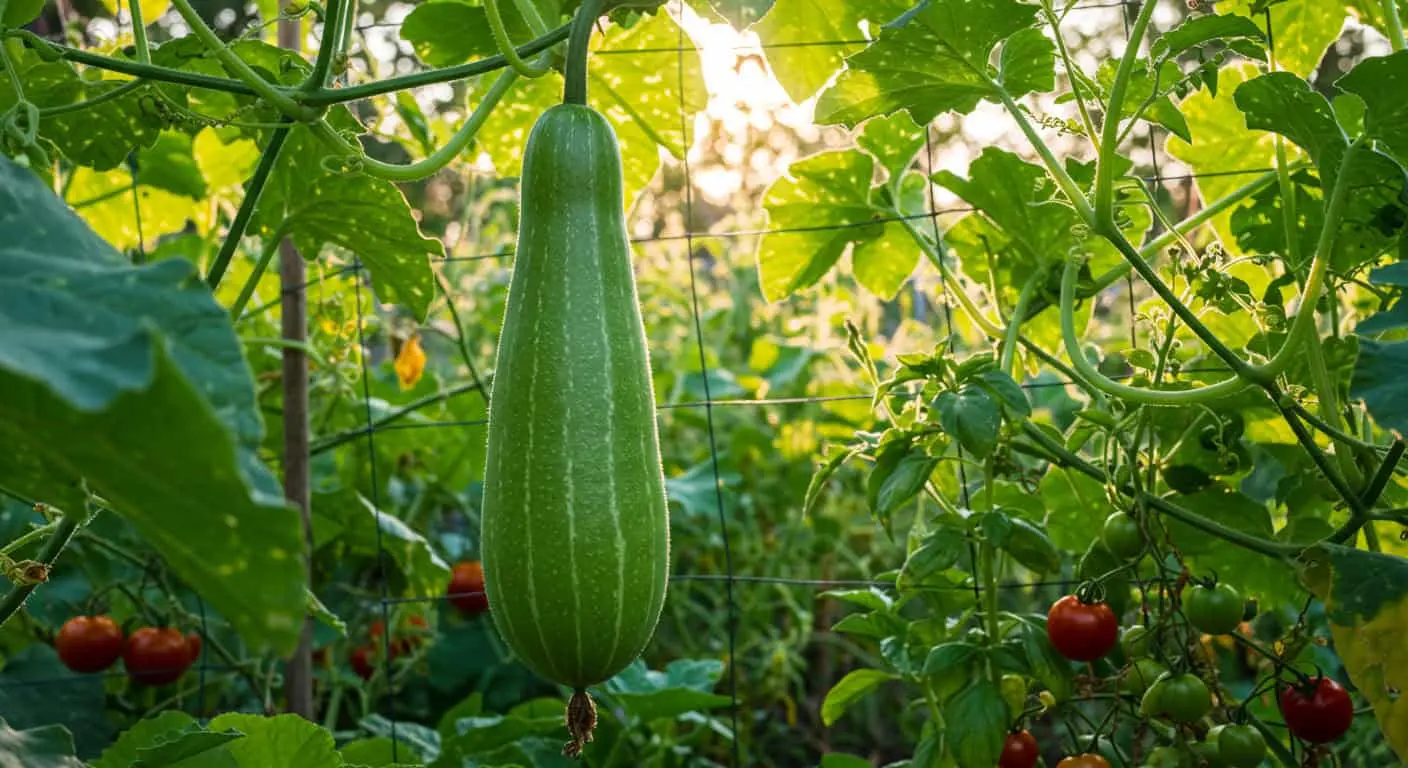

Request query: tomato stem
[{"left": 0, "top": 509, "right": 83, "bottom": 628}]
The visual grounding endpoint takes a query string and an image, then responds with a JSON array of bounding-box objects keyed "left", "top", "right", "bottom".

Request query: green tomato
[
  {"left": 1122, "top": 624, "right": 1150, "bottom": 657},
  {"left": 1147, "top": 673, "right": 1212, "bottom": 723},
  {"left": 1000, "top": 674, "right": 1027, "bottom": 718},
  {"left": 1184, "top": 583, "right": 1244, "bottom": 635},
  {"left": 1214, "top": 724, "right": 1267, "bottom": 767},
  {"left": 1101, "top": 512, "right": 1145, "bottom": 560},
  {"left": 1120, "top": 658, "right": 1169, "bottom": 697},
  {"left": 1190, "top": 739, "right": 1226, "bottom": 767}
]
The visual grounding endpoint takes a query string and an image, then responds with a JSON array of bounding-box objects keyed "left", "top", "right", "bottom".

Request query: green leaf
[
  {"left": 475, "top": 13, "right": 705, "bottom": 207},
  {"left": 899, "top": 527, "right": 965, "bottom": 589},
  {"left": 1225, "top": 0, "right": 1346, "bottom": 78},
  {"left": 1165, "top": 485, "right": 1293, "bottom": 603},
  {"left": 943, "top": 680, "right": 1008, "bottom": 768},
  {"left": 935, "top": 386, "right": 1001, "bottom": 458},
  {"left": 1165, "top": 63, "right": 1284, "bottom": 246},
  {"left": 753, "top": 0, "right": 911, "bottom": 103},
  {"left": 975, "top": 369, "right": 1031, "bottom": 416},
  {"left": 814, "top": 0, "right": 1041, "bottom": 127},
  {"left": 438, "top": 714, "right": 561, "bottom": 759},
  {"left": 1002, "top": 518, "right": 1061, "bottom": 574},
  {"left": 852, "top": 205, "right": 922, "bottom": 299},
  {"left": 700, "top": 0, "right": 774, "bottom": 28},
  {"left": 135, "top": 132, "right": 208, "bottom": 200},
  {"left": 822, "top": 587, "right": 894, "bottom": 613},
  {"left": 338, "top": 738, "right": 407, "bottom": 767},
  {"left": 400, "top": 1, "right": 522, "bottom": 67},
  {"left": 130, "top": 725, "right": 244, "bottom": 767},
  {"left": 868, "top": 441, "right": 939, "bottom": 521},
  {"left": 1351, "top": 338, "right": 1408, "bottom": 436},
  {"left": 0, "top": 718, "right": 84, "bottom": 768},
  {"left": 1038, "top": 466, "right": 1113, "bottom": 553},
  {"left": 357, "top": 717, "right": 439, "bottom": 763},
  {"left": 997, "top": 27, "right": 1056, "bottom": 97},
  {"left": 251, "top": 123, "right": 440, "bottom": 321},
  {"left": 1337, "top": 50, "right": 1408, "bottom": 164},
  {"left": 1151, "top": 14, "right": 1266, "bottom": 60},
  {"left": 1303, "top": 543, "right": 1408, "bottom": 762},
  {"left": 0, "top": 157, "right": 307, "bottom": 654},
  {"left": 1021, "top": 623, "right": 1074, "bottom": 703},
  {"left": 194, "top": 714, "right": 336, "bottom": 768},
  {"left": 921, "top": 641, "right": 980, "bottom": 675},
  {"left": 857, "top": 111, "right": 925, "bottom": 182},
  {"left": 1233, "top": 72, "right": 1348, "bottom": 190},
  {"left": 311, "top": 492, "right": 450, "bottom": 598},
  {"left": 1095, "top": 58, "right": 1191, "bottom": 143},
  {"left": 819, "top": 754, "right": 873, "bottom": 768},
  {"left": 820, "top": 669, "right": 895, "bottom": 726},
  {"left": 755, "top": 149, "right": 887, "bottom": 301},
  {"left": 92, "top": 712, "right": 199, "bottom": 768}
]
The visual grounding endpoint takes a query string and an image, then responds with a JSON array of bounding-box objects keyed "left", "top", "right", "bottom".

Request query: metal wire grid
[{"left": 3, "top": 0, "right": 1382, "bottom": 764}]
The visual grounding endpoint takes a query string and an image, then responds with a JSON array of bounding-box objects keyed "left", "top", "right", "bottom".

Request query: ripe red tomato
[
  {"left": 350, "top": 645, "right": 375, "bottom": 680},
  {"left": 448, "top": 561, "right": 488, "bottom": 615},
  {"left": 1046, "top": 594, "right": 1118, "bottom": 662},
  {"left": 55, "top": 616, "right": 125, "bottom": 674},
  {"left": 124, "top": 627, "right": 195, "bottom": 685},
  {"left": 1056, "top": 755, "right": 1110, "bottom": 768},
  {"left": 185, "top": 632, "right": 202, "bottom": 663},
  {"left": 998, "top": 729, "right": 1040, "bottom": 768},
  {"left": 369, "top": 614, "right": 430, "bottom": 657},
  {"left": 1279, "top": 676, "right": 1353, "bottom": 743}
]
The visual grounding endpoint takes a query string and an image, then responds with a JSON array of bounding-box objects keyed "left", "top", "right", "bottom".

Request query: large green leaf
[
  {"left": 91, "top": 712, "right": 201, "bottom": 768},
  {"left": 752, "top": 0, "right": 911, "bottom": 104},
  {"left": 0, "top": 718, "right": 83, "bottom": 768},
  {"left": 1337, "top": 50, "right": 1408, "bottom": 165},
  {"left": 1222, "top": 0, "right": 1346, "bottom": 78},
  {"left": 755, "top": 149, "right": 904, "bottom": 300},
  {"left": 1350, "top": 338, "right": 1408, "bottom": 435},
  {"left": 814, "top": 0, "right": 1043, "bottom": 127},
  {"left": 820, "top": 669, "right": 895, "bottom": 726},
  {"left": 1233, "top": 72, "right": 1348, "bottom": 190},
  {"left": 856, "top": 111, "right": 925, "bottom": 182},
  {"left": 1164, "top": 485, "right": 1294, "bottom": 604},
  {"left": 250, "top": 122, "right": 440, "bottom": 321},
  {"left": 1037, "top": 466, "right": 1113, "bottom": 554},
  {"left": 1303, "top": 544, "right": 1408, "bottom": 761},
  {"left": 0, "top": 157, "right": 307, "bottom": 654},
  {"left": 400, "top": 0, "right": 532, "bottom": 68},
  {"left": 943, "top": 679, "right": 1008, "bottom": 768},
  {"left": 204, "top": 714, "right": 339, "bottom": 768},
  {"left": 473, "top": 12, "right": 705, "bottom": 206}
]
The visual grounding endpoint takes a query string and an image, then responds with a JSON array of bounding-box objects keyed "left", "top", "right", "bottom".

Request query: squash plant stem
[
  {"left": 562, "top": 0, "right": 605, "bottom": 105},
  {"left": 0, "top": 510, "right": 84, "bottom": 627}
]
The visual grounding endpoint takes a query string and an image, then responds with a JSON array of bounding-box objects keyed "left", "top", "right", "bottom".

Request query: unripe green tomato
[
  {"left": 1122, "top": 624, "right": 1150, "bottom": 657},
  {"left": 1190, "top": 739, "right": 1226, "bottom": 767},
  {"left": 1000, "top": 674, "right": 1027, "bottom": 718},
  {"left": 1120, "top": 658, "right": 1169, "bottom": 697},
  {"left": 1213, "top": 723, "right": 1267, "bottom": 767},
  {"left": 1147, "top": 673, "right": 1213, "bottom": 723},
  {"left": 1183, "top": 583, "right": 1244, "bottom": 635},
  {"left": 1101, "top": 512, "right": 1145, "bottom": 560}
]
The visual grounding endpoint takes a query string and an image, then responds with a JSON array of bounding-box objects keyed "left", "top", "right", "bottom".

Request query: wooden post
[{"left": 277, "top": 12, "right": 316, "bottom": 721}]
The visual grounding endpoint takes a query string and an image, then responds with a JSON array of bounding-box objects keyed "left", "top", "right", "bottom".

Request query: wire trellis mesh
[{"left": 3, "top": 0, "right": 1390, "bottom": 765}]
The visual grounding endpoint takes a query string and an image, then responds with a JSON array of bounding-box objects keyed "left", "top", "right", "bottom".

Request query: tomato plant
[
  {"left": 998, "top": 730, "right": 1039, "bottom": 768},
  {"left": 1280, "top": 676, "right": 1355, "bottom": 744},
  {"left": 1047, "top": 594, "right": 1119, "bottom": 662},
  {"left": 54, "top": 616, "right": 124, "bottom": 674},
  {"left": 123, "top": 627, "right": 196, "bottom": 686}
]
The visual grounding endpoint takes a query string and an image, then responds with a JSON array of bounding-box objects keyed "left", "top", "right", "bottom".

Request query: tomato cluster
[
  {"left": 55, "top": 615, "right": 201, "bottom": 685},
  {"left": 348, "top": 613, "right": 431, "bottom": 681}
]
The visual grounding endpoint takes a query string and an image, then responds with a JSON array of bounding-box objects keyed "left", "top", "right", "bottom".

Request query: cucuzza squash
[{"left": 479, "top": 101, "right": 671, "bottom": 755}]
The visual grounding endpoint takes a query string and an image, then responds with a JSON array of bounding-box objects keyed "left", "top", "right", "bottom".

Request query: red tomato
[
  {"left": 369, "top": 614, "right": 430, "bottom": 657},
  {"left": 350, "top": 645, "right": 375, "bottom": 680},
  {"left": 448, "top": 561, "right": 488, "bottom": 615},
  {"left": 185, "top": 632, "right": 202, "bottom": 663},
  {"left": 124, "top": 627, "right": 195, "bottom": 685},
  {"left": 1046, "top": 594, "right": 1119, "bottom": 662},
  {"left": 1279, "top": 676, "right": 1354, "bottom": 743},
  {"left": 55, "top": 616, "right": 125, "bottom": 674},
  {"left": 999, "top": 729, "right": 1040, "bottom": 768}
]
